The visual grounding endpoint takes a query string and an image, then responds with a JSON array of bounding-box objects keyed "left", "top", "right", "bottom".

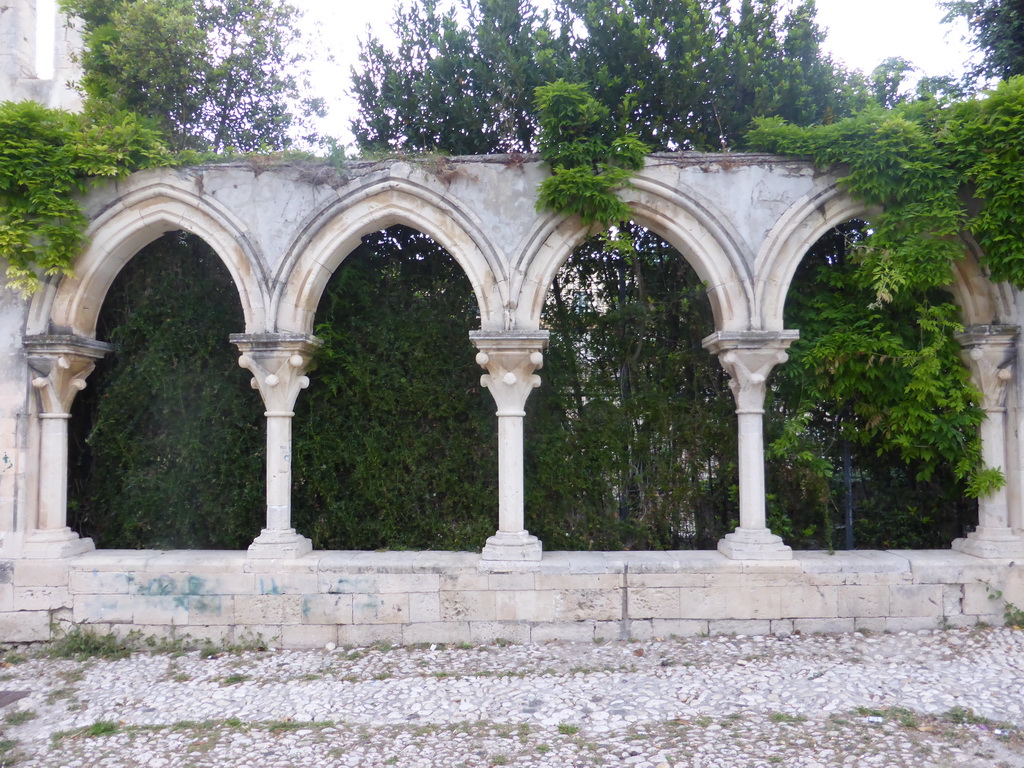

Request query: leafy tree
[
  {"left": 61, "top": 0, "right": 324, "bottom": 151},
  {"left": 944, "top": 0, "right": 1024, "bottom": 82}
]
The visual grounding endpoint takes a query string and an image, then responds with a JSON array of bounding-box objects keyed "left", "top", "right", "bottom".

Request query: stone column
[
  {"left": 703, "top": 331, "right": 799, "bottom": 560},
  {"left": 952, "top": 326, "right": 1024, "bottom": 558},
  {"left": 469, "top": 331, "right": 549, "bottom": 564},
  {"left": 231, "top": 333, "right": 321, "bottom": 559},
  {"left": 23, "top": 335, "right": 111, "bottom": 558}
]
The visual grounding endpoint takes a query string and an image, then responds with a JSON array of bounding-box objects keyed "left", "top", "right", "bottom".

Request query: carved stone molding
[
  {"left": 702, "top": 331, "right": 799, "bottom": 414},
  {"left": 24, "top": 335, "right": 112, "bottom": 415},
  {"left": 230, "top": 333, "right": 321, "bottom": 415},
  {"left": 469, "top": 331, "right": 550, "bottom": 415},
  {"left": 956, "top": 325, "right": 1018, "bottom": 413}
]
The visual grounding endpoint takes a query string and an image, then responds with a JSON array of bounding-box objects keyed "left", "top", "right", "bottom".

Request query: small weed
[
  {"left": 171, "top": 673, "right": 190, "bottom": 683},
  {"left": 987, "top": 586, "right": 1024, "bottom": 627},
  {"left": 2, "top": 652, "right": 26, "bottom": 665},
  {"left": 494, "top": 638, "right": 513, "bottom": 648},
  {"left": 769, "top": 712, "right": 807, "bottom": 724},
  {"left": 266, "top": 720, "right": 332, "bottom": 733},
  {"left": 86, "top": 721, "right": 120, "bottom": 737},
  {"left": 490, "top": 755, "right": 509, "bottom": 766},
  {"left": 3, "top": 710, "right": 35, "bottom": 726},
  {"left": 944, "top": 707, "right": 995, "bottom": 726},
  {"left": 432, "top": 671, "right": 450, "bottom": 679},
  {"left": 557, "top": 723, "right": 579, "bottom": 735},
  {"left": 768, "top": 757, "right": 783, "bottom": 764},
  {"left": 44, "top": 687, "right": 76, "bottom": 705},
  {"left": 220, "top": 674, "right": 249, "bottom": 686},
  {"left": 374, "top": 672, "right": 392, "bottom": 681},
  {"left": 372, "top": 643, "right": 394, "bottom": 653},
  {"left": 889, "top": 707, "right": 920, "bottom": 728},
  {"left": 536, "top": 744, "right": 550, "bottom": 754},
  {"left": 455, "top": 641, "right": 474, "bottom": 650}
]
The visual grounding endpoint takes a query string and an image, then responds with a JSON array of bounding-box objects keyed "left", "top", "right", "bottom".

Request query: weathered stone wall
[
  {"left": 1, "top": 550, "right": 1020, "bottom": 647},
  {"left": 0, "top": 0, "right": 82, "bottom": 110}
]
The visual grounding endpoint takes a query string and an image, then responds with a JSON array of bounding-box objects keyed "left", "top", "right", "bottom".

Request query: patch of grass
[
  {"left": 490, "top": 755, "right": 509, "bottom": 766},
  {"left": 2, "top": 710, "right": 35, "bottom": 726},
  {"left": 557, "top": 723, "right": 579, "bottom": 735},
  {"left": 220, "top": 674, "right": 249, "bottom": 686},
  {"left": 86, "top": 721, "right": 120, "bottom": 737},
  {"left": 769, "top": 712, "right": 807, "bottom": 724},
  {"left": 2, "top": 652, "right": 26, "bottom": 665},
  {"left": 943, "top": 707, "right": 996, "bottom": 726},
  {"left": 44, "top": 687, "right": 76, "bottom": 705},
  {"left": 45, "top": 629, "right": 132, "bottom": 661},
  {"left": 536, "top": 744, "right": 550, "bottom": 754},
  {"left": 265, "top": 720, "right": 333, "bottom": 733},
  {"left": 374, "top": 672, "right": 392, "bottom": 681}
]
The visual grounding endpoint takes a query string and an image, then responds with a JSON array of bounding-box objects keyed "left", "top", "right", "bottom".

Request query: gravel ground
[{"left": 0, "top": 626, "right": 1022, "bottom": 767}]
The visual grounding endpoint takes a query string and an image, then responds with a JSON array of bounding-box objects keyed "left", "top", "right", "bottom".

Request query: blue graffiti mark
[
  {"left": 259, "top": 577, "right": 281, "bottom": 595},
  {"left": 1, "top": 453, "right": 11, "bottom": 471}
]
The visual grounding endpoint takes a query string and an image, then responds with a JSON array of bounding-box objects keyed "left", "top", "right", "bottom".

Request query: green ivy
[
  {"left": 0, "top": 101, "right": 171, "bottom": 294},
  {"left": 533, "top": 81, "right": 650, "bottom": 227}
]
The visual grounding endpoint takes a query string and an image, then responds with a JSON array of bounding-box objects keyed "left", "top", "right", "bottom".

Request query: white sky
[{"left": 293, "top": 0, "right": 977, "bottom": 146}]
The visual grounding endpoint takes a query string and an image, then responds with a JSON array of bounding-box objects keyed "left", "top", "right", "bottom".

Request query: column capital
[
  {"left": 24, "top": 334, "right": 112, "bottom": 414},
  {"left": 469, "top": 331, "right": 550, "bottom": 415},
  {"left": 230, "top": 333, "right": 321, "bottom": 414},
  {"left": 955, "top": 325, "right": 1018, "bottom": 413},
  {"left": 702, "top": 331, "right": 799, "bottom": 414}
]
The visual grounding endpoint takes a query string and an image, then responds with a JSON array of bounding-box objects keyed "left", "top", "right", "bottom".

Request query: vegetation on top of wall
[{"left": 0, "top": 101, "right": 171, "bottom": 295}]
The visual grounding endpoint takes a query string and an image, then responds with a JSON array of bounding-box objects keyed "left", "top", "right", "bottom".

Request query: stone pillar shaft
[
  {"left": 470, "top": 330, "right": 549, "bottom": 566},
  {"left": 952, "top": 326, "right": 1024, "bottom": 558},
  {"left": 23, "top": 335, "right": 110, "bottom": 558},
  {"left": 703, "top": 330, "right": 798, "bottom": 561},
  {"left": 231, "top": 333, "right": 320, "bottom": 559}
]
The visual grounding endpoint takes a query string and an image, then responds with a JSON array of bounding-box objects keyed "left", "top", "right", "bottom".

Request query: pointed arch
[
  {"left": 513, "top": 176, "right": 754, "bottom": 332},
  {"left": 273, "top": 177, "right": 507, "bottom": 334},
  {"left": 27, "top": 178, "right": 268, "bottom": 338}
]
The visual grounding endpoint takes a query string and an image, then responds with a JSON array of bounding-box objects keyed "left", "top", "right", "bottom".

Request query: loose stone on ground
[{"left": 0, "top": 626, "right": 1022, "bottom": 767}]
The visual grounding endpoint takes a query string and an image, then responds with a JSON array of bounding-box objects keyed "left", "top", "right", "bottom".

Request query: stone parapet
[{"left": 0, "top": 549, "right": 1019, "bottom": 647}]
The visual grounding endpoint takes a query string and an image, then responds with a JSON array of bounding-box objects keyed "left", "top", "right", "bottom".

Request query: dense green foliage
[
  {"left": 61, "top": 0, "right": 324, "bottom": 151},
  {"left": 69, "top": 233, "right": 264, "bottom": 548},
  {"left": 0, "top": 101, "right": 169, "bottom": 294},
  {"left": 944, "top": 0, "right": 1024, "bottom": 82},
  {"left": 353, "top": 0, "right": 863, "bottom": 154}
]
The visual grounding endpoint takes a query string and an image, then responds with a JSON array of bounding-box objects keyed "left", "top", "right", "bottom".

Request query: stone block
[
  {"left": 146, "top": 551, "right": 248, "bottom": 574},
  {"left": 530, "top": 621, "right": 596, "bottom": 643},
  {"left": 726, "top": 587, "right": 782, "bottom": 620},
  {"left": 237, "top": 625, "right": 283, "bottom": 648},
  {"left": 254, "top": 572, "right": 318, "bottom": 595},
  {"left": 942, "top": 584, "right": 964, "bottom": 616},
  {"left": 352, "top": 593, "right": 409, "bottom": 624},
  {"left": 0, "top": 611, "right": 51, "bottom": 642},
  {"left": 183, "top": 624, "right": 234, "bottom": 646},
  {"left": 625, "top": 619, "right": 653, "bottom": 640},
  {"left": 409, "top": 592, "right": 440, "bottom": 624},
  {"left": 778, "top": 586, "right": 837, "bottom": 618},
  {"left": 853, "top": 617, "right": 887, "bottom": 633},
  {"left": 73, "top": 594, "right": 134, "bottom": 624},
  {"left": 897, "top": 549, "right": 1004, "bottom": 584},
  {"left": 486, "top": 573, "right": 535, "bottom": 591},
  {"left": 883, "top": 616, "right": 940, "bottom": 632},
  {"left": 889, "top": 584, "right": 943, "bottom": 617},
  {"left": 402, "top": 622, "right": 469, "bottom": 645},
  {"left": 495, "top": 590, "right": 556, "bottom": 622},
  {"left": 707, "top": 619, "right": 772, "bottom": 636},
  {"left": 12, "top": 585, "right": 70, "bottom": 611},
  {"left": 792, "top": 617, "right": 855, "bottom": 635},
  {"left": 440, "top": 573, "right": 489, "bottom": 591},
  {"left": 181, "top": 573, "right": 255, "bottom": 596},
  {"left": 70, "top": 569, "right": 135, "bottom": 594},
  {"left": 336, "top": 624, "right": 403, "bottom": 648},
  {"left": 282, "top": 623, "right": 337, "bottom": 649},
  {"left": 627, "top": 572, "right": 706, "bottom": 588},
  {"left": 186, "top": 596, "right": 234, "bottom": 625},
  {"left": 469, "top": 621, "right": 532, "bottom": 645},
  {"left": 13, "top": 559, "right": 70, "bottom": 587},
  {"left": 134, "top": 574, "right": 186, "bottom": 596},
  {"left": 679, "top": 588, "right": 731, "bottom": 620},
  {"left": 651, "top": 619, "right": 710, "bottom": 638},
  {"left": 413, "top": 551, "right": 479, "bottom": 573},
  {"left": 770, "top": 619, "right": 794, "bottom": 636},
  {"left": 628, "top": 588, "right": 680, "bottom": 619},
  {"left": 440, "top": 590, "right": 495, "bottom": 622},
  {"left": 134, "top": 595, "right": 189, "bottom": 626},
  {"left": 0, "top": 583, "right": 11, "bottom": 612},
  {"left": 300, "top": 594, "right": 352, "bottom": 625},
  {"left": 555, "top": 589, "right": 621, "bottom": 622},
  {"left": 534, "top": 573, "right": 621, "bottom": 591},
  {"left": 325, "top": 573, "right": 439, "bottom": 595},
  {"left": 234, "top": 595, "right": 286, "bottom": 625},
  {"left": 962, "top": 582, "right": 998, "bottom": 615},
  {"left": 837, "top": 586, "right": 889, "bottom": 618}
]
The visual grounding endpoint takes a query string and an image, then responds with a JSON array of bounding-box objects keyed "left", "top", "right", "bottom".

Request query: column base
[
  {"left": 21, "top": 528, "right": 95, "bottom": 559},
  {"left": 952, "top": 529, "right": 1024, "bottom": 559},
  {"left": 479, "top": 530, "right": 542, "bottom": 571},
  {"left": 247, "top": 529, "right": 313, "bottom": 559},
  {"left": 717, "top": 528, "right": 793, "bottom": 561}
]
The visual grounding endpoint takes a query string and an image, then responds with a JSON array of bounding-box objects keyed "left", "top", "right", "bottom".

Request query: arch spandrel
[
  {"left": 757, "top": 179, "right": 1015, "bottom": 330},
  {"left": 513, "top": 176, "right": 755, "bottom": 333},
  {"left": 272, "top": 177, "right": 508, "bottom": 335},
  {"left": 28, "top": 178, "right": 269, "bottom": 338}
]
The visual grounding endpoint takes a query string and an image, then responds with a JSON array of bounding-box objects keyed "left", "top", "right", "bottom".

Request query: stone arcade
[{"left": 1, "top": 153, "right": 1024, "bottom": 648}]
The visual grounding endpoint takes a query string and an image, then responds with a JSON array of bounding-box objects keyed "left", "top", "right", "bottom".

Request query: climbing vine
[
  {"left": 534, "top": 81, "right": 650, "bottom": 227},
  {"left": 0, "top": 101, "right": 171, "bottom": 295},
  {"left": 748, "top": 76, "right": 1024, "bottom": 497}
]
